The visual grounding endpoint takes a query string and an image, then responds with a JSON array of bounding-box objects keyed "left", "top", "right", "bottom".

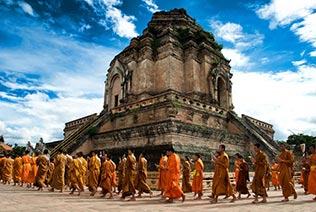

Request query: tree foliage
[
  {"left": 11, "top": 144, "right": 26, "bottom": 157},
  {"left": 286, "top": 134, "right": 316, "bottom": 155}
]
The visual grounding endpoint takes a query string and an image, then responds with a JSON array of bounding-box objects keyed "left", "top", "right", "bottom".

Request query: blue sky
[{"left": 0, "top": 0, "right": 315, "bottom": 146}]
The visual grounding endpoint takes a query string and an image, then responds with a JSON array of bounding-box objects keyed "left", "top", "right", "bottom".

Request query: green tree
[
  {"left": 286, "top": 134, "right": 316, "bottom": 155},
  {"left": 11, "top": 144, "right": 26, "bottom": 157}
]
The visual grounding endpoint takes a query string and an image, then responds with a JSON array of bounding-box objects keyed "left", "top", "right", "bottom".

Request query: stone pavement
[{"left": 0, "top": 184, "right": 315, "bottom": 212}]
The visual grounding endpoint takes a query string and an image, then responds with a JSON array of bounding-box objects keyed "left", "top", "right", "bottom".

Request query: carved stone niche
[{"left": 165, "top": 106, "right": 178, "bottom": 118}]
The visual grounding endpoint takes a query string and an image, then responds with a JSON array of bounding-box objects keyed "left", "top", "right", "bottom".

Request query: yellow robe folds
[
  {"left": 122, "top": 154, "right": 136, "bottom": 197},
  {"left": 158, "top": 155, "right": 167, "bottom": 190},
  {"left": 308, "top": 153, "right": 316, "bottom": 195},
  {"left": 182, "top": 161, "right": 192, "bottom": 193},
  {"left": 79, "top": 157, "right": 87, "bottom": 189},
  {"left": 192, "top": 158, "right": 204, "bottom": 193},
  {"left": 164, "top": 153, "right": 184, "bottom": 199},
  {"left": 100, "top": 160, "right": 114, "bottom": 194},
  {"left": 252, "top": 150, "right": 268, "bottom": 196},
  {"left": 34, "top": 155, "right": 49, "bottom": 188},
  {"left": 69, "top": 158, "right": 81, "bottom": 189},
  {"left": 135, "top": 157, "right": 151, "bottom": 194},
  {"left": 13, "top": 157, "right": 23, "bottom": 183},
  {"left": 117, "top": 158, "right": 126, "bottom": 192},
  {"left": 212, "top": 152, "right": 234, "bottom": 196},
  {"left": 2, "top": 157, "right": 13, "bottom": 182},
  {"left": 110, "top": 160, "right": 117, "bottom": 188},
  {"left": 278, "top": 150, "right": 296, "bottom": 198},
  {"left": 271, "top": 163, "right": 280, "bottom": 186},
  {"left": 21, "top": 155, "right": 33, "bottom": 183},
  {"left": 51, "top": 154, "right": 67, "bottom": 190},
  {"left": 88, "top": 155, "right": 100, "bottom": 188},
  {"left": 46, "top": 162, "right": 54, "bottom": 186}
]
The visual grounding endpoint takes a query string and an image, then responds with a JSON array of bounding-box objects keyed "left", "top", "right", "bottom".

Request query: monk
[
  {"left": 164, "top": 147, "right": 185, "bottom": 203},
  {"left": 27, "top": 153, "right": 38, "bottom": 188},
  {"left": 301, "top": 156, "right": 310, "bottom": 194},
  {"left": 121, "top": 149, "right": 137, "bottom": 201},
  {"left": 234, "top": 153, "right": 242, "bottom": 188},
  {"left": 100, "top": 154, "right": 114, "bottom": 198},
  {"left": 265, "top": 165, "right": 272, "bottom": 191},
  {"left": 109, "top": 157, "right": 117, "bottom": 193},
  {"left": 251, "top": 143, "right": 268, "bottom": 203},
  {"left": 21, "top": 150, "right": 33, "bottom": 187},
  {"left": 13, "top": 154, "right": 23, "bottom": 186},
  {"left": 192, "top": 153, "right": 204, "bottom": 200},
  {"left": 211, "top": 144, "right": 236, "bottom": 204},
  {"left": 0, "top": 156, "right": 4, "bottom": 181},
  {"left": 135, "top": 152, "right": 152, "bottom": 198},
  {"left": 157, "top": 152, "right": 168, "bottom": 196},
  {"left": 34, "top": 150, "right": 50, "bottom": 190},
  {"left": 64, "top": 153, "right": 73, "bottom": 191},
  {"left": 235, "top": 154, "right": 250, "bottom": 199},
  {"left": 78, "top": 152, "right": 87, "bottom": 191},
  {"left": 2, "top": 153, "right": 13, "bottom": 184},
  {"left": 46, "top": 158, "right": 55, "bottom": 187},
  {"left": 117, "top": 155, "right": 126, "bottom": 194},
  {"left": 88, "top": 150, "right": 101, "bottom": 196},
  {"left": 50, "top": 150, "right": 67, "bottom": 192},
  {"left": 271, "top": 159, "right": 280, "bottom": 191},
  {"left": 308, "top": 144, "right": 316, "bottom": 200},
  {"left": 69, "top": 154, "right": 82, "bottom": 195},
  {"left": 277, "top": 143, "right": 297, "bottom": 202},
  {"left": 210, "top": 151, "right": 221, "bottom": 199},
  {"left": 182, "top": 156, "right": 192, "bottom": 193}
]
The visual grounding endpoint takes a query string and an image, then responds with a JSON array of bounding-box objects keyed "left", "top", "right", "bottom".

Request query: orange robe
[
  {"left": 192, "top": 158, "right": 204, "bottom": 193},
  {"left": 158, "top": 155, "right": 167, "bottom": 190},
  {"left": 278, "top": 150, "right": 296, "bottom": 198},
  {"left": 182, "top": 161, "right": 192, "bottom": 193},
  {"left": 110, "top": 160, "right": 117, "bottom": 188},
  {"left": 34, "top": 155, "right": 49, "bottom": 188},
  {"left": 0, "top": 157, "right": 4, "bottom": 181},
  {"left": 117, "top": 158, "right": 126, "bottom": 192},
  {"left": 135, "top": 157, "right": 151, "bottom": 194},
  {"left": 100, "top": 160, "right": 115, "bottom": 194},
  {"left": 51, "top": 154, "right": 67, "bottom": 190},
  {"left": 212, "top": 152, "right": 234, "bottom": 196},
  {"left": 46, "top": 162, "right": 54, "bottom": 186},
  {"left": 78, "top": 157, "right": 87, "bottom": 191},
  {"left": 21, "top": 155, "right": 33, "bottom": 183},
  {"left": 13, "top": 157, "right": 23, "bottom": 183},
  {"left": 252, "top": 151, "right": 268, "bottom": 196},
  {"left": 271, "top": 163, "right": 280, "bottom": 186},
  {"left": 164, "top": 153, "right": 184, "bottom": 199},
  {"left": 308, "top": 153, "right": 316, "bottom": 195},
  {"left": 301, "top": 162, "right": 310, "bottom": 192},
  {"left": 122, "top": 154, "right": 136, "bottom": 197},
  {"left": 88, "top": 155, "right": 100, "bottom": 188},
  {"left": 235, "top": 159, "right": 242, "bottom": 185},
  {"left": 69, "top": 158, "right": 81, "bottom": 189},
  {"left": 27, "top": 156, "right": 37, "bottom": 184},
  {"left": 2, "top": 157, "right": 13, "bottom": 182}
]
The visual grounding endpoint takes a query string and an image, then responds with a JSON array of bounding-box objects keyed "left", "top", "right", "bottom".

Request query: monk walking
[
  {"left": 235, "top": 154, "right": 250, "bottom": 199},
  {"left": 78, "top": 152, "right": 87, "bottom": 191},
  {"left": 211, "top": 144, "right": 236, "bottom": 203},
  {"left": 2, "top": 153, "right": 13, "bottom": 184},
  {"left": 121, "top": 149, "right": 137, "bottom": 201},
  {"left": 69, "top": 154, "right": 82, "bottom": 195},
  {"left": 109, "top": 157, "right": 117, "bottom": 193},
  {"left": 88, "top": 150, "right": 101, "bottom": 196},
  {"left": 277, "top": 143, "right": 297, "bottom": 202},
  {"left": 50, "top": 150, "right": 67, "bottom": 192},
  {"left": 117, "top": 155, "right": 126, "bottom": 194},
  {"left": 192, "top": 153, "right": 204, "bottom": 200},
  {"left": 308, "top": 144, "right": 316, "bottom": 200},
  {"left": 251, "top": 143, "right": 268, "bottom": 203},
  {"left": 135, "top": 152, "right": 152, "bottom": 198},
  {"left": 100, "top": 154, "right": 114, "bottom": 198},
  {"left": 164, "top": 148, "right": 185, "bottom": 203},
  {"left": 157, "top": 152, "right": 168, "bottom": 196},
  {"left": 182, "top": 156, "right": 192, "bottom": 193},
  {"left": 13, "top": 154, "right": 23, "bottom": 186},
  {"left": 34, "top": 150, "right": 50, "bottom": 190},
  {"left": 234, "top": 153, "right": 242, "bottom": 189},
  {"left": 301, "top": 157, "right": 310, "bottom": 194},
  {"left": 271, "top": 159, "right": 280, "bottom": 191},
  {"left": 21, "top": 150, "right": 33, "bottom": 187},
  {"left": 46, "top": 158, "right": 55, "bottom": 187}
]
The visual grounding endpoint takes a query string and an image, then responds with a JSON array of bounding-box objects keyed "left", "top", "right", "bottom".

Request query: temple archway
[
  {"left": 110, "top": 74, "right": 121, "bottom": 108},
  {"left": 217, "top": 77, "right": 227, "bottom": 109}
]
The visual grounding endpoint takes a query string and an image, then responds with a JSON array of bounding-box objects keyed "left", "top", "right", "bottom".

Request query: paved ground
[{"left": 0, "top": 184, "right": 315, "bottom": 212}]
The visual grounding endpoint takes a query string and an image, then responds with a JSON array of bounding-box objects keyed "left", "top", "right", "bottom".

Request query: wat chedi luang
[{"left": 50, "top": 9, "right": 279, "bottom": 169}]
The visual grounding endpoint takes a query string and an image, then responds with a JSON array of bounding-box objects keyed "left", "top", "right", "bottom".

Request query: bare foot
[
  {"left": 294, "top": 192, "right": 297, "bottom": 199},
  {"left": 182, "top": 194, "right": 186, "bottom": 202}
]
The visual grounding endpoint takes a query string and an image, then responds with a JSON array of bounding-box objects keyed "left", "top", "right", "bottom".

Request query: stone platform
[{"left": 0, "top": 183, "right": 314, "bottom": 212}]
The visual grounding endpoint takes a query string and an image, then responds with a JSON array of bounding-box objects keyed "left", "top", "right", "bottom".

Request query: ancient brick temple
[{"left": 50, "top": 9, "right": 279, "bottom": 170}]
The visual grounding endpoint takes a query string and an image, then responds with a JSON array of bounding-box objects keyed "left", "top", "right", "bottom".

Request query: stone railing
[{"left": 242, "top": 114, "right": 273, "bottom": 130}]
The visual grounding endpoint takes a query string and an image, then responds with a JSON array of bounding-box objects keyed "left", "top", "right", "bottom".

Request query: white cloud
[
  {"left": 222, "top": 48, "right": 251, "bottom": 68},
  {"left": 310, "top": 51, "right": 316, "bottom": 57},
  {"left": 142, "top": 0, "right": 159, "bottom": 13},
  {"left": 292, "top": 59, "right": 307, "bottom": 66},
  {"left": 232, "top": 64, "right": 316, "bottom": 140},
  {"left": 256, "top": 0, "right": 316, "bottom": 47},
  {"left": 18, "top": 2, "right": 36, "bottom": 17}
]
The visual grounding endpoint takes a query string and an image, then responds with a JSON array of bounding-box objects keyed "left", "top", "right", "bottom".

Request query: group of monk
[{"left": 0, "top": 143, "right": 316, "bottom": 204}]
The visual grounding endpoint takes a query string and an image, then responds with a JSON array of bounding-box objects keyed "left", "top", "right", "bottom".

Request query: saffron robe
[
  {"left": 302, "top": 162, "right": 310, "bottom": 192},
  {"left": 234, "top": 159, "right": 242, "bottom": 186},
  {"left": 13, "top": 157, "right": 23, "bottom": 183},
  {"left": 122, "top": 154, "right": 136, "bottom": 197},
  {"left": 182, "top": 161, "right": 192, "bottom": 193},
  {"left": 51, "top": 154, "right": 67, "bottom": 190},
  {"left": 69, "top": 158, "right": 81, "bottom": 189},
  {"left": 110, "top": 160, "right": 117, "bottom": 188},
  {"left": 308, "top": 153, "right": 316, "bottom": 195},
  {"left": 252, "top": 151, "right": 268, "bottom": 196},
  {"left": 271, "top": 163, "right": 280, "bottom": 186},
  {"left": 34, "top": 155, "right": 49, "bottom": 188},
  {"left": 236, "top": 160, "right": 249, "bottom": 194},
  {"left": 164, "top": 153, "right": 184, "bottom": 199},
  {"left": 46, "top": 162, "right": 55, "bottom": 186},
  {"left": 278, "top": 150, "right": 296, "bottom": 198},
  {"left": 192, "top": 158, "right": 204, "bottom": 193},
  {"left": 2, "top": 157, "right": 13, "bottom": 182},
  {"left": 100, "top": 160, "right": 115, "bottom": 194},
  {"left": 212, "top": 152, "right": 234, "bottom": 196},
  {"left": 135, "top": 157, "right": 151, "bottom": 194},
  {"left": 158, "top": 155, "right": 167, "bottom": 190},
  {"left": 21, "top": 155, "right": 33, "bottom": 183},
  {"left": 117, "top": 158, "right": 126, "bottom": 192},
  {"left": 88, "top": 155, "right": 101, "bottom": 188}
]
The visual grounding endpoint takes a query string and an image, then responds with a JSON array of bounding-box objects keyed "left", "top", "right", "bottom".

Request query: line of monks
[{"left": 0, "top": 143, "right": 316, "bottom": 204}]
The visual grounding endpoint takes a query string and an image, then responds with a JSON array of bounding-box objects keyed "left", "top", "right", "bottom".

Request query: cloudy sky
[{"left": 0, "top": 0, "right": 315, "bottom": 146}]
